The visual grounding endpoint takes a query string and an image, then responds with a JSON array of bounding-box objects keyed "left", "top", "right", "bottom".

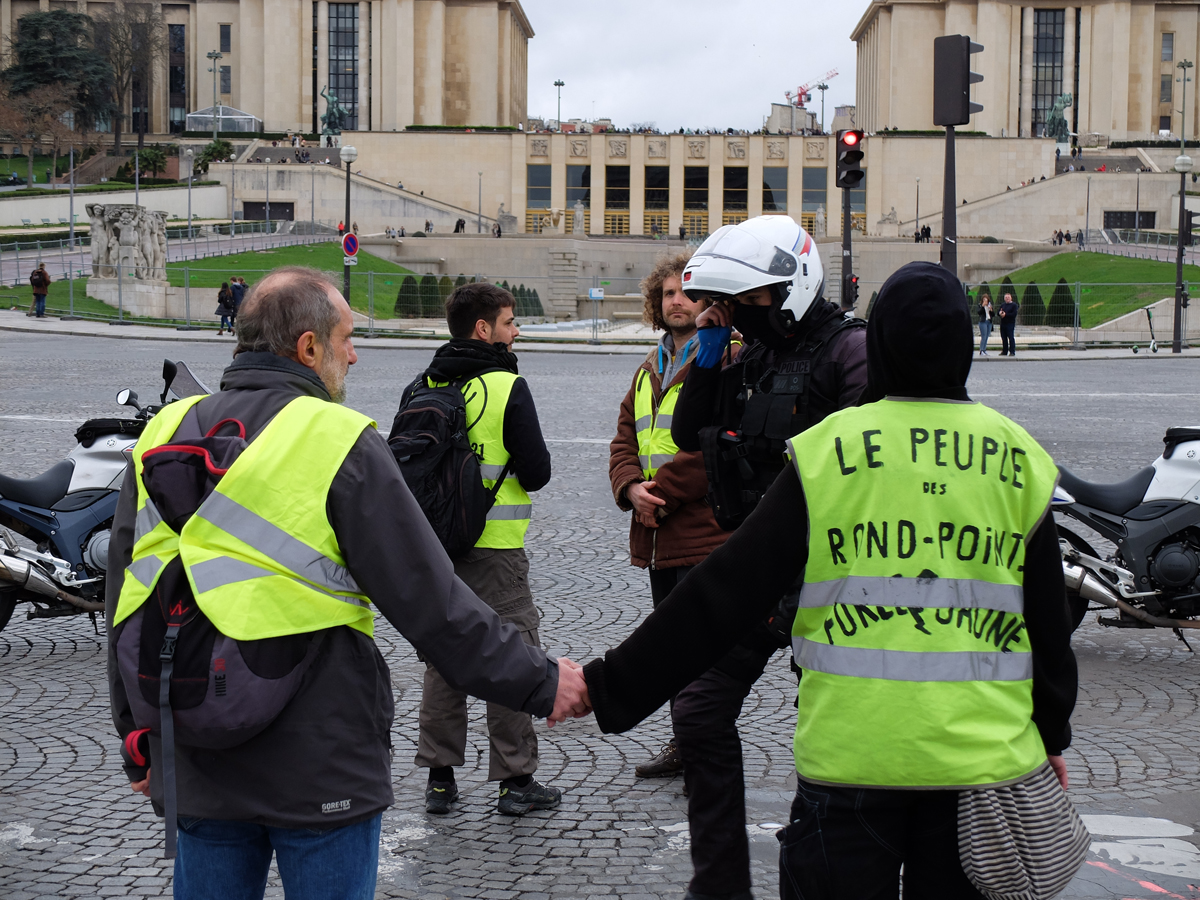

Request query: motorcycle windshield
[{"left": 169, "top": 362, "right": 212, "bottom": 399}]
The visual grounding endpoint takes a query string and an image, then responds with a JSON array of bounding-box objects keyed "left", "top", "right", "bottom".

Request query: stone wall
[{"left": 0, "top": 186, "right": 227, "bottom": 229}]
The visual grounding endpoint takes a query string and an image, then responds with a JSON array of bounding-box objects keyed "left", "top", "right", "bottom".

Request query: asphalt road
[{"left": 3, "top": 334, "right": 1200, "bottom": 898}]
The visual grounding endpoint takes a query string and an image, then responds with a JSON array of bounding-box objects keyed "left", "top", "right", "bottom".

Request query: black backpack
[{"left": 387, "top": 371, "right": 510, "bottom": 559}]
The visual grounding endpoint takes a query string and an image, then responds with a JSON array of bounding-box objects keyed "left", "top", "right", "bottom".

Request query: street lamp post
[
  {"left": 185, "top": 148, "right": 193, "bottom": 239},
  {"left": 1135, "top": 168, "right": 1141, "bottom": 244},
  {"left": 554, "top": 80, "right": 565, "bottom": 131},
  {"left": 477, "top": 171, "right": 482, "bottom": 234},
  {"left": 311, "top": 162, "right": 316, "bottom": 234},
  {"left": 340, "top": 145, "right": 357, "bottom": 301},
  {"left": 915, "top": 176, "right": 920, "bottom": 239},
  {"left": 1175, "top": 58, "right": 1194, "bottom": 354},
  {"left": 266, "top": 161, "right": 271, "bottom": 234},
  {"left": 817, "top": 82, "right": 830, "bottom": 134},
  {"left": 68, "top": 144, "right": 75, "bottom": 248},
  {"left": 206, "top": 50, "right": 223, "bottom": 142}
]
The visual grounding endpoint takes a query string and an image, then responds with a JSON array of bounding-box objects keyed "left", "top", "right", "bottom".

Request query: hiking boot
[
  {"left": 635, "top": 740, "right": 684, "bottom": 778},
  {"left": 497, "top": 778, "right": 561, "bottom": 816},
  {"left": 424, "top": 780, "right": 459, "bottom": 815}
]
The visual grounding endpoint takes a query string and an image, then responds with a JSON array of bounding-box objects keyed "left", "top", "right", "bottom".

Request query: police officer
[
  {"left": 580, "top": 261, "right": 1078, "bottom": 899},
  {"left": 665, "top": 216, "right": 867, "bottom": 899}
]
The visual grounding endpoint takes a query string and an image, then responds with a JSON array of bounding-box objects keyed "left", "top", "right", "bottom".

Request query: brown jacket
[{"left": 609, "top": 339, "right": 731, "bottom": 569}]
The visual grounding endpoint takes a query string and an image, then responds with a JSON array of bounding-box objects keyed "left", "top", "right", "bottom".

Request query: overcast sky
[{"left": 520, "top": 0, "right": 865, "bottom": 131}]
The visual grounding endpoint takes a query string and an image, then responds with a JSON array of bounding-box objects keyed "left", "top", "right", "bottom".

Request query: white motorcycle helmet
[{"left": 681, "top": 215, "right": 824, "bottom": 334}]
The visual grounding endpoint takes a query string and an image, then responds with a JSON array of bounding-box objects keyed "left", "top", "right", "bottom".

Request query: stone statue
[
  {"left": 880, "top": 206, "right": 899, "bottom": 225},
  {"left": 86, "top": 203, "right": 167, "bottom": 279},
  {"left": 539, "top": 208, "right": 563, "bottom": 233},
  {"left": 87, "top": 204, "right": 111, "bottom": 276},
  {"left": 814, "top": 204, "right": 826, "bottom": 237},
  {"left": 1045, "top": 93, "right": 1073, "bottom": 143},
  {"left": 320, "top": 85, "right": 349, "bottom": 136},
  {"left": 572, "top": 199, "right": 585, "bottom": 234},
  {"left": 497, "top": 202, "right": 518, "bottom": 235}
]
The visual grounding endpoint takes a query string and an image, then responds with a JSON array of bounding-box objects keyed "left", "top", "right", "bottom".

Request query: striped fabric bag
[{"left": 958, "top": 763, "right": 1090, "bottom": 900}]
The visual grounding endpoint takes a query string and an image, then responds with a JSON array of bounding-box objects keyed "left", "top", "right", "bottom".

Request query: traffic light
[
  {"left": 933, "top": 35, "right": 984, "bottom": 127},
  {"left": 1184, "top": 210, "right": 1200, "bottom": 247},
  {"left": 836, "top": 130, "right": 865, "bottom": 190},
  {"left": 842, "top": 273, "right": 860, "bottom": 309}
]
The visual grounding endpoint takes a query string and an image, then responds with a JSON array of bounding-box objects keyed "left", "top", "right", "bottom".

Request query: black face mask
[{"left": 733, "top": 303, "right": 795, "bottom": 352}]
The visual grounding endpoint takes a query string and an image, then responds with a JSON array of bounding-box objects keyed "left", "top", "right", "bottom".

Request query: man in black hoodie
[
  {"left": 583, "top": 261, "right": 1077, "bottom": 899},
  {"left": 391, "top": 282, "right": 560, "bottom": 817}
]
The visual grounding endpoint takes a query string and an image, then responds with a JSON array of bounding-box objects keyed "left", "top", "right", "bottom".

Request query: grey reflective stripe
[
  {"left": 635, "top": 415, "right": 653, "bottom": 431},
  {"left": 134, "top": 501, "right": 164, "bottom": 544},
  {"left": 189, "top": 557, "right": 371, "bottom": 609},
  {"left": 127, "top": 554, "right": 164, "bottom": 588},
  {"left": 479, "top": 463, "right": 516, "bottom": 481},
  {"left": 196, "top": 491, "right": 362, "bottom": 596},
  {"left": 654, "top": 413, "right": 673, "bottom": 430},
  {"left": 487, "top": 504, "right": 533, "bottom": 521},
  {"left": 639, "top": 453, "right": 674, "bottom": 470},
  {"left": 799, "top": 577, "right": 1023, "bottom": 614},
  {"left": 792, "top": 637, "right": 1033, "bottom": 683}
]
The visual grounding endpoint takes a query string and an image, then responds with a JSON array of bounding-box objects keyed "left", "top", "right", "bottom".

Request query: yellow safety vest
[
  {"left": 633, "top": 367, "right": 684, "bottom": 480},
  {"left": 114, "top": 395, "right": 378, "bottom": 640},
  {"left": 787, "top": 398, "right": 1059, "bottom": 789}
]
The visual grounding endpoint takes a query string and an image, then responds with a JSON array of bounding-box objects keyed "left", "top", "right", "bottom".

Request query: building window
[
  {"left": 762, "top": 169, "right": 787, "bottom": 212},
  {"left": 684, "top": 166, "right": 708, "bottom": 210},
  {"left": 605, "top": 165, "right": 630, "bottom": 209},
  {"left": 1161, "top": 115, "right": 1173, "bottom": 132},
  {"left": 168, "top": 24, "right": 186, "bottom": 135},
  {"left": 566, "top": 165, "right": 590, "bottom": 206},
  {"left": 645, "top": 166, "right": 669, "bottom": 210},
  {"left": 526, "top": 164, "right": 551, "bottom": 208},
  {"left": 329, "top": 3, "right": 359, "bottom": 131},
  {"left": 220, "top": 23, "right": 231, "bottom": 53},
  {"left": 220, "top": 65, "right": 231, "bottom": 95},
  {"left": 723, "top": 168, "right": 748, "bottom": 210},
  {"left": 169, "top": 23, "right": 185, "bottom": 54},
  {"left": 1163, "top": 33, "right": 1175, "bottom": 62},
  {"left": 850, "top": 173, "right": 866, "bottom": 213},
  {"left": 1031, "top": 9, "right": 1065, "bottom": 137},
  {"left": 169, "top": 65, "right": 186, "bottom": 95},
  {"left": 1162, "top": 74, "right": 1174, "bottom": 104},
  {"left": 801, "top": 168, "right": 825, "bottom": 212}
]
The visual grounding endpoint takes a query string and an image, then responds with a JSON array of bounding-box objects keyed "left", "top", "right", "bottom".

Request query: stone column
[
  {"left": 302, "top": 0, "right": 315, "bottom": 133},
  {"left": 317, "top": 0, "right": 330, "bottom": 124},
  {"left": 370, "top": 0, "right": 382, "bottom": 130},
  {"left": 1019, "top": 7, "right": 1034, "bottom": 137},
  {"left": 357, "top": 1, "right": 369, "bottom": 130},
  {"left": 1063, "top": 7, "right": 1076, "bottom": 105}
]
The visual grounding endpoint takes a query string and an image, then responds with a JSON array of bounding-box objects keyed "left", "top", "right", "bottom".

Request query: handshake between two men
[{"left": 548, "top": 657, "right": 593, "bottom": 726}]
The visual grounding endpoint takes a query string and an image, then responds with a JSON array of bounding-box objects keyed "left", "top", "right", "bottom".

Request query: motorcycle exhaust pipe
[
  {"left": 0, "top": 555, "right": 104, "bottom": 613},
  {"left": 1063, "top": 560, "right": 1200, "bottom": 629}
]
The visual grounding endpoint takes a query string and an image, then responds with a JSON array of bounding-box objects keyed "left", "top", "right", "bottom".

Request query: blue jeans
[
  {"left": 174, "top": 814, "right": 382, "bottom": 900},
  {"left": 220, "top": 314, "right": 232, "bottom": 330},
  {"left": 978, "top": 320, "right": 991, "bottom": 352},
  {"left": 33, "top": 295, "right": 45, "bottom": 316}
]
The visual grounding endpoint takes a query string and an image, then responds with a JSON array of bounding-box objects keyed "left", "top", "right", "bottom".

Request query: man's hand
[
  {"left": 548, "top": 657, "right": 591, "bottom": 727},
  {"left": 696, "top": 301, "right": 734, "bottom": 330},
  {"left": 130, "top": 769, "right": 151, "bottom": 798},
  {"left": 627, "top": 481, "right": 666, "bottom": 529},
  {"left": 1047, "top": 754, "right": 1068, "bottom": 790}
]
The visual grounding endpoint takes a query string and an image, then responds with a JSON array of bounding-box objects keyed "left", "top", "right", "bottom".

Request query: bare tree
[
  {"left": 0, "top": 82, "right": 75, "bottom": 187},
  {"left": 93, "top": 3, "right": 166, "bottom": 155}
]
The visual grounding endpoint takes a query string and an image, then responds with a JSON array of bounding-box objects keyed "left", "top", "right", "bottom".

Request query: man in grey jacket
[{"left": 107, "top": 266, "right": 590, "bottom": 900}]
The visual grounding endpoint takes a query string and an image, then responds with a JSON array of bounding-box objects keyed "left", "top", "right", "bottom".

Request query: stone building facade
[
  {"left": 0, "top": 0, "right": 532, "bottom": 136},
  {"left": 853, "top": 0, "right": 1200, "bottom": 143}
]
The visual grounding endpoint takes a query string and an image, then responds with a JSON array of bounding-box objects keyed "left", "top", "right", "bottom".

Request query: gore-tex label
[{"left": 321, "top": 799, "right": 351, "bottom": 814}]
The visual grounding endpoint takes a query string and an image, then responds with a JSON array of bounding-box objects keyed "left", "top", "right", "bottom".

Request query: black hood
[
  {"left": 734, "top": 298, "right": 843, "bottom": 353},
  {"left": 862, "top": 262, "right": 972, "bottom": 403},
  {"left": 426, "top": 338, "right": 519, "bottom": 381}
]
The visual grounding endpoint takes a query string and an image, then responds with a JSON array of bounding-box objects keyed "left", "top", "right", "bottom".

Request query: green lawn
[{"left": 982, "top": 252, "right": 1200, "bottom": 328}]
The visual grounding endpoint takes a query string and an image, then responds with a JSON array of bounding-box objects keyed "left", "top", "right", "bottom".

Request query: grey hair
[{"left": 234, "top": 266, "right": 342, "bottom": 358}]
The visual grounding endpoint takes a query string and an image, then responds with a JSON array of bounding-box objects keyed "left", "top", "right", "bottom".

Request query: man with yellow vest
[
  {"left": 580, "top": 262, "right": 1078, "bottom": 899},
  {"left": 107, "top": 268, "right": 590, "bottom": 899},
  {"left": 396, "top": 282, "right": 560, "bottom": 817},
  {"left": 609, "top": 250, "right": 732, "bottom": 779}
]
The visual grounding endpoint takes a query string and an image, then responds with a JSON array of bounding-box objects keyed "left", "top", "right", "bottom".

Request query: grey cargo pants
[{"left": 414, "top": 547, "right": 541, "bottom": 782}]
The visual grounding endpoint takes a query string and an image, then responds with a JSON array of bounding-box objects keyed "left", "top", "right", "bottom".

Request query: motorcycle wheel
[
  {"left": 0, "top": 589, "right": 17, "bottom": 633},
  {"left": 1058, "top": 522, "right": 1100, "bottom": 631}
]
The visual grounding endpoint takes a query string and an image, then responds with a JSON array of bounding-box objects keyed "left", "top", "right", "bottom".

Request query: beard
[{"left": 318, "top": 351, "right": 348, "bottom": 404}]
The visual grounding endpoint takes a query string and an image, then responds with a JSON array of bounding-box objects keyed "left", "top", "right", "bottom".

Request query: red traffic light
[{"left": 843, "top": 131, "right": 859, "bottom": 146}]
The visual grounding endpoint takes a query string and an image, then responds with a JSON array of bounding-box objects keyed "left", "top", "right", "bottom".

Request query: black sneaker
[
  {"left": 424, "top": 780, "right": 459, "bottom": 815},
  {"left": 497, "top": 778, "right": 561, "bottom": 816},
  {"left": 635, "top": 740, "right": 684, "bottom": 778}
]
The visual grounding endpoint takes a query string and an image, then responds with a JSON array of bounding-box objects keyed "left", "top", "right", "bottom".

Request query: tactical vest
[
  {"left": 787, "top": 398, "right": 1059, "bottom": 789},
  {"left": 115, "top": 395, "right": 377, "bottom": 640},
  {"left": 451, "top": 369, "right": 532, "bottom": 549},
  {"left": 634, "top": 368, "right": 683, "bottom": 480}
]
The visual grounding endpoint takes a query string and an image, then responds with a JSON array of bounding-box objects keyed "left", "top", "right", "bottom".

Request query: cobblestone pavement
[{"left": 3, "top": 336, "right": 1200, "bottom": 898}]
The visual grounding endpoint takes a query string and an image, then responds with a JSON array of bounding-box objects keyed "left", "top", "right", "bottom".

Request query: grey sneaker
[
  {"left": 497, "top": 778, "right": 561, "bottom": 816},
  {"left": 424, "top": 780, "right": 459, "bottom": 815}
]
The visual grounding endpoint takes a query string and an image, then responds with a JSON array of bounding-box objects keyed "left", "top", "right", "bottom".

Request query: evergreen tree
[
  {"left": 419, "top": 274, "right": 442, "bottom": 318},
  {"left": 865, "top": 290, "right": 879, "bottom": 319},
  {"left": 437, "top": 275, "right": 453, "bottom": 306},
  {"left": 1021, "top": 283, "right": 1045, "bottom": 326},
  {"left": 394, "top": 275, "right": 419, "bottom": 317},
  {"left": 514, "top": 284, "right": 528, "bottom": 316},
  {"left": 1047, "top": 278, "right": 1075, "bottom": 328},
  {"left": 455, "top": 274, "right": 468, "bottom": 288},
  {"left": 975, "top": 283, "right": 993, "bottom": 306},
  {"left": 529, "top": 289, "right": 543, "bottom": 316},
  {"left": 1000, "top": 276, "right": 1016, "bottom": 300}
]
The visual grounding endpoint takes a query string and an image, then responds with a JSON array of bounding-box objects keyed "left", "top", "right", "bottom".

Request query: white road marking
[
  {"left": 1082, "top": 814, "right": 1194, "bottom": 837},
  {"left": 0, "top": 415, "right": 80, "bottom": 423},
  {"left": 1083, "top": 814, "right": 1200, "bottom": 881}
]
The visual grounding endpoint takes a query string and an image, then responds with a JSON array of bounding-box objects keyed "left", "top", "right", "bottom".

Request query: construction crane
[{"left": 785, "top": 69, "right": 839, "bottom": 133}]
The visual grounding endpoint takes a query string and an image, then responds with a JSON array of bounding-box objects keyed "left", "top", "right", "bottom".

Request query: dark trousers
[
  {"left": 1000, "top": 319, "right": 1016, "bottom": 355},
  {"left": 673, "top": 635, "right": 778, "bottom": 896},
  {"left": 778, "top": 781, "right": 985, "bottom": 900},
  {"left": 649, "top": 565, "right": 694, "bottom": 718}
]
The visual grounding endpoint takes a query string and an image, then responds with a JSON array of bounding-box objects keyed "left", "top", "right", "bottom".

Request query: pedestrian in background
[
  {"left": 998, "top": 290, "right": 1019, "bottom": 357},
  {"left": 394, "top": 282, "right": 562, "bottom": 817},
  {"left": 337, "top": 221, "right": 345, "bottom": 236},
  {"left": 609, "top": 250, "right": 732, "bottom": 782},
  {"left": 229, "top": 276, "right": 246, "bottom": 325},
  {"left": 215, "top": 282, "right": 235, "bottom": 336},
  {"left": 978, "top": 292, "right": 993, "bottom": 355},
  {"left": 581, "top": 261, "right": 1079, "bottom": 900},
  {"left": 28, "top": 262, "right": 48, "bottom": 318}
]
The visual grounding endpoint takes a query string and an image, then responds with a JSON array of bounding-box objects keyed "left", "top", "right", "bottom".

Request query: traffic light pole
[
  {"left": 1175, "top": 166, "right": 1188, "bottom": 353},
  {"left": 941, "top": 125, "right": 957, "bottom": 276},
  {"left": 841, "top": 186, "right": 853, "bottom": 310}
]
